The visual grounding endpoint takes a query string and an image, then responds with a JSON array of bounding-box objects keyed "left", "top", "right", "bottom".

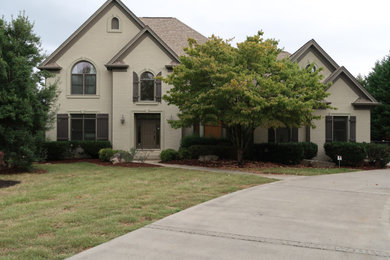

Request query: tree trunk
[{"left": 237, "top": 148, "right": 244, "bottom": 166}]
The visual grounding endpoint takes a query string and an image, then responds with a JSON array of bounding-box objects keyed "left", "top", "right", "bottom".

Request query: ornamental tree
[
  {"left": 0, "top": 14, "right": 57, "bottom": 170},
  {"left": 163, "top": 31, "right": 330, "bottom": 164},
  {"left": 363, "top": 53, "right": 390, "bottom": 141}
]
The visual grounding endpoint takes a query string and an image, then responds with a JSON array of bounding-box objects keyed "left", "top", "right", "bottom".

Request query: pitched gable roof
[
  {"left": 39, "top": 0, "right": 145, "bottom": 70},
  {"left": 324, "top": 66, "right": 379, "bottom": 107},
  {"left": 106, "top": 26, "right": 180, "bottom": 69},
  {"left": 140, "top": 17, "right": 208, "bottom": 57},
  {"left": 290, "top": 39, "right": 339, "bottom": 71}
]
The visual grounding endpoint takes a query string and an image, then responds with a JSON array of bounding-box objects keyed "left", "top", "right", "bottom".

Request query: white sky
[{"left": 2, "top": 0, "right": 390, "bottom": 77}]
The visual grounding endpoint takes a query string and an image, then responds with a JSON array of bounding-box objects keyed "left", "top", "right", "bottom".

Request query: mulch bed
[
  {"left": 39, "top": 158, "right": 160, "bottom": 168},
  {"left": 164, "top": 159, "right": 308, "bottom": 169},
  {"left": 163, "top": 159, "right": 385, "bottom": 170}
]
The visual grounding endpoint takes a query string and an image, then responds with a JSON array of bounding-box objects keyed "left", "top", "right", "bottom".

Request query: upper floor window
[
  {"left": 305, "top": 64, "right": 317, "bottom": 73},
  {"left": 71, "top": 61, "right": 96, "bottom": 95},
  {"left": 111, "top": 17, "right": 119, "bottom": 30},
  {"left": 140, "top": 72, "right": 155, "bottom": 101}
]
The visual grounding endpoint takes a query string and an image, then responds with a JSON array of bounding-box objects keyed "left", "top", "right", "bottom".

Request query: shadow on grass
[{"left": 0, "top": 180, "right": 21, "bottom": 189}]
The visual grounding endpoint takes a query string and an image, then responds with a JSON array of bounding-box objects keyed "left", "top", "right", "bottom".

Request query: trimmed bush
[
  {"left": 117, "top": 150, "right": 133, "bottom": 162},
  {"left": 252, "top": 143, "right": 304, "bottom": 165},
  {"left": 300, "top": 142, "right": 318, "bottom": 159},
  {"left": 99, "top": 148, "right": 118, "bottom": 162},
  {"left": 160, "top": 149, "right": 179, "bottom": 162},
  {"left": 43, "top": 141, "right": 70, "bottom": 161},
  {"left": 324, "top": 142, "right": 366, "bottom": 166},
  {"left": 178, "top": 147, "right": 191, "bottom": 160},
  {"left": 180, "top": 135, "right": 231, "bottom": 148},
  {"left": 188, "top": 145, "right": 236, "bottom": 160},
  {"left": 71, "top": 141, "right": 111, "bottom": 158},
  {"left": 365, "top": 143, "right": 390, "bottom": 168}
]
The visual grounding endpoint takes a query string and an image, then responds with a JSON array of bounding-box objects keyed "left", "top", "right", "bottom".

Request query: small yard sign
[{"left": 337, "top": 155, "right": 342, "bottom": 168}]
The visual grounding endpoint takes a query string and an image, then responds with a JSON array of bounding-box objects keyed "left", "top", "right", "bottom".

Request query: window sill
[
  {"left": 135, "top": 102, "right": 159, "bottom": 106},
  {"left": 67, "top": 95, "right": 100, "bottom": 99}
]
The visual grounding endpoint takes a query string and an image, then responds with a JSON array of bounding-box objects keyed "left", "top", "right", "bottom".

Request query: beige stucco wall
[
  {"left": 46, "top": 4, "right": 142, "bottom": 141},
  {"left": 111, "top": 35, "right": 181, "bottom": 152},
  {"left": 253, "top": 47, "right": 371, "bottom": 161},
  {"left": 297, "top": 48, "right": 334, "bottom": 80},
  {"left": 311, "top": 76, "right": 371, "bottom": 160}
]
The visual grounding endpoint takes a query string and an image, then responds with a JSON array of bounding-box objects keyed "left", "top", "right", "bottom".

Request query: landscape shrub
[
  {"left": 71, "top": 141, "right": 111, "bottom": 158},
  {"left": 365, "top": 143, "right": 390, "bottom": 168},
  {"left": 178, "top": 147, "right": 191, "bottom": 160},
  {"left": 180, "top": 135, "right": 231, "bottom": 149},
  {"left": 160, "top": 149, "right": 179, "bottom": 162},
  {"left": 43, "top": 141, "right": 70, "bottom": 161},
  {"left": 324, "top": 142, "right": 366, "bottom": 166},
  {"left": 117, "top": 150, "right": 133, "bottom": 162},
  {"left": 188, "top": 145, "right": 236, "bottom": 160},
  {"left": 252, "top": 143, "right": 304, "bottom": 165},
  {"left": 299, "top": 142, "right": 318, "bottom": 159},
  {"left": 99, "top": 148, "right": 118, "bottom": 162}
]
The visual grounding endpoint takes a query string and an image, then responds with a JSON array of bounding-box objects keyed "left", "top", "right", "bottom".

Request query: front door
[{"left": 136, "top": 114, "right": 160, "bottom": 149}]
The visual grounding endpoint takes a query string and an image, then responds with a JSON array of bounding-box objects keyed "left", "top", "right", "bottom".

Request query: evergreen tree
[
  {"left": 0, "top": 14, "right": 57, "bottom": 170},
  {"left": 163, "top": 32, "right": 330, "bottom": 164},
  {"left": 364, "top": 53, "right": 390, "bottom": 141}
]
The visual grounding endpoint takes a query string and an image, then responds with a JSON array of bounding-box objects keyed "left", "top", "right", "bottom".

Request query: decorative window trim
[
  {"left": 68, "top": 58, "right": 99, "bottom": 97},
  {"left": 133, "top": 70, "right": 162, "bottom": 103},
  {"left": 107, "top": 15, "right": 122, "bottom": 33}
]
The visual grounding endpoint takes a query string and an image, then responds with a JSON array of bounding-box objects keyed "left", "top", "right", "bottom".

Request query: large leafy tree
[
  {"left": 163, "top": 31, "right": 330, "bottom": 164},
  {"left": 0, "top": 14, "right": 57, "bottom": 170},
  {"left": 364, "top": 54, "right": 390, "bottom": 141}
]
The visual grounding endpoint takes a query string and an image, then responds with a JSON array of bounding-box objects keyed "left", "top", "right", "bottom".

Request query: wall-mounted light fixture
[{"left": 120, "top": 115, "right": 125, "bottom": 124}]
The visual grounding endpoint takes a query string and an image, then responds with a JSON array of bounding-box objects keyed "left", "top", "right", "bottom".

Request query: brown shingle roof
[{"left": 140, "top": 17, "right": 208, "bottom": 56}]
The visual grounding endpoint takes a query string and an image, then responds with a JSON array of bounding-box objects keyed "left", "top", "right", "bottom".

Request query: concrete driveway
[{"left": 69, "top": 169, "right": 390, "bottom": 259}]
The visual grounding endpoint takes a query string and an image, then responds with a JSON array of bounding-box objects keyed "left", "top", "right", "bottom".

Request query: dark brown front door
[{"left": 136, "top": 114, "right": 160, "bottom": 149}]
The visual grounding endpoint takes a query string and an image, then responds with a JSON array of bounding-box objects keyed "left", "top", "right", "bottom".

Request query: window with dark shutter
[
  {"left": 57, "top": 114, "right": 69, "bottom": 141},
  {"left": 97, "top": 114, "right": 109, "bottom": 140},
  {"left": 133, "top": 71, "right": 139, "bottom": 102},
  {"left": 305, "top": 126, "right": 310, "bottom": 142},
  {"left": 333, "top": 116, "right": 348, "bottom": 142},
  {"left": 268, "top": 128, "right": 275, "bottom": 143},
  {"left": 349, "top": 116, "right": 356, "bottom": 142},
  {"left": 325, "top": 116, "right": 333, "bottom": 142},
  {"left": 291, "top": 127, "right": 298, "bottom": 142},
  {"left": 155, "top": 72, "right": 162, "bottom": 102}
]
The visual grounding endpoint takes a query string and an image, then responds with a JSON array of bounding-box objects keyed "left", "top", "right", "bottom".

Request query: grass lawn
[
  {"left": 258, "top": 167, "right": 358, "bottom": 176},
  {"left": 0, "top": 163, "right": 274, "bottom": 259}
]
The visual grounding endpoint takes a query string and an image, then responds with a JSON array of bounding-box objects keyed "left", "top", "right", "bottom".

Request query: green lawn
[
  {"left": 259, "top": 167, "right": 357, "bottom": 176},
  {"left": 0, "top": 163, "right": 274, "bottom": 259}
]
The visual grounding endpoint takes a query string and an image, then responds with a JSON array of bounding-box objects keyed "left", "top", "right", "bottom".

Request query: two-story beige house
[{"left": 40, "top": 0, "right": 378, "bottom": 160}]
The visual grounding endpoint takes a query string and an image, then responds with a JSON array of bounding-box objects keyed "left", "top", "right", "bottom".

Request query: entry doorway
[{"left": 135, "top": 114, "right": 161, "bottom": 149}]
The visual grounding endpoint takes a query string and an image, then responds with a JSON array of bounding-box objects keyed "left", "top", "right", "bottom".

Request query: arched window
[
  {"left": 305, "top": 64, "right": 317, "bottom": 73},
  {"left": 111, "top": 17, "right": 119, "bottom": 30},
  {"left": 71, "top": 61, "right": 96, "bottom": 95},
  {"left": 140, "top": 72, "right": 155, "bottom": 101}
]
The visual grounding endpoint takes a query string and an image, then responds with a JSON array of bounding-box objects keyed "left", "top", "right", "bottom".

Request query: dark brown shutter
[
  {"left": 349, "top": 116, "right": 356, "bottom": 142},
  {"left": 97, "top": 114, "right": 109, "bottom": 140},
  {"left": 325, "top": 116, "right": 333, "bottom": 142},
  {"left": 155, "top": 72, "right": 162, "bottom": 102},
  {"left": 291, "top": 127, "right": 298, "bottom": 142},
  {"left": 57, "top": 114, "right": 69, "bottom": 141},
  {"left": 268, "top": 128, "right": 275, "bottom": 143},
  {"left": 133, "top": 71, "right": 139, "bottom": 102},
  {"left": 305, "top": 126, "right": 310, "bottom": 142}
]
